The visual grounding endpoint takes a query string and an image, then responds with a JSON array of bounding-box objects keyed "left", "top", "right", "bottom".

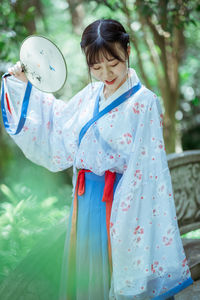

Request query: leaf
[
  {"left": 0, "top": 184, "right": 17, "bottom": 204},
  {"left": 13, "top": 200, "right": 25, "bottom": 215}
]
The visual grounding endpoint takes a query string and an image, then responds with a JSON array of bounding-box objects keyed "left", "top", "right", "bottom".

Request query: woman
[{"left": 1, "top": 19, "right": 193, "bottom": 299}]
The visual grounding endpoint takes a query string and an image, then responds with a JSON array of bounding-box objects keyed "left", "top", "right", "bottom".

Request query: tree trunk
[
  {"left": 66, "top": 0, "right": 85, "bottom": 35},
  {"left": 12, "top": 0, "right": 42, "bottom": 34}
]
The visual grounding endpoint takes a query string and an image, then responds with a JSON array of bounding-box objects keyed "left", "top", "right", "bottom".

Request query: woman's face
[{"left": 90, "top": 44, "right": 130, "bottom": 96}]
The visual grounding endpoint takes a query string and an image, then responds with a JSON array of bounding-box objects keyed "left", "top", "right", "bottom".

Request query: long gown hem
[{"left": 153, "top": 277, "right": 193, "bottom": 299}]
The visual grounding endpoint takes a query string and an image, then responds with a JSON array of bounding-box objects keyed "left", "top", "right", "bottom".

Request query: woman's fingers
[
  {"left": 8, "top": 61, "right": 28, "bottom": 83},
  {"left": 8, "top": 61, "right": 22, "bottom": 76}
]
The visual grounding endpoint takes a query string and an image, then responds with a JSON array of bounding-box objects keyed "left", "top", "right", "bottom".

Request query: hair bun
[{"left": 122, "top": 32, "right": 130, "bottom": 43}]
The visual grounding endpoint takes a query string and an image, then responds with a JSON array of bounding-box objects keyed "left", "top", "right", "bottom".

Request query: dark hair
[{"left": 80, "top": 19, "right": 130, "bottom": 78}]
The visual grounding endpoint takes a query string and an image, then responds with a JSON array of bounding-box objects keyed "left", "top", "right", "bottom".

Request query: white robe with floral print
[{"left": 1, "top": 69, "right": 193, "bottom": 299}]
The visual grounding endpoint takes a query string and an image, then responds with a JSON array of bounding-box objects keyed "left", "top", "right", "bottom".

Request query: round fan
[{"left": 20, "top": 35, "right": 67, "bottom": 93}]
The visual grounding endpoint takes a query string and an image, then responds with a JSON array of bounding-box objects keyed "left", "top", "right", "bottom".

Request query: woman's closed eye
[
  {"left": 92, "top": 66, "right": 101, "bottom": 70},
  {"left": 110, "top": 63, "right": 119, "bottom": 67},
  {"left": 92, "top": 63, "right": 119, "bottom": 70}
]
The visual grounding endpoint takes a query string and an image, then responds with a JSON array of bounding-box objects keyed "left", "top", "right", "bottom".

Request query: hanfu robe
[{"left": 1, "top": 68, "right": 193, "bottom": 299}]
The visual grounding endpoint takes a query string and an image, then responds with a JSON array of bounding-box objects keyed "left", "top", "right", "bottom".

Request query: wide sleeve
[
  {"left": 110, "top": 95, "right": 193, "bottom": 299},
  {"left": 1, "top": 75, "right": 88, "bottom": 172}
]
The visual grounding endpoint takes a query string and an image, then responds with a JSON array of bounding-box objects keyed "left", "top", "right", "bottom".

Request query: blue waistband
[{"left": 77, "top": 169, "right": 123, "bottom": 182}]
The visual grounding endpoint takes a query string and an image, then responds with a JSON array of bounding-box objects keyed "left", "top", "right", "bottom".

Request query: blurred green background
[{"left": 0, "top": 0, "right": 200, "bottom": 298}]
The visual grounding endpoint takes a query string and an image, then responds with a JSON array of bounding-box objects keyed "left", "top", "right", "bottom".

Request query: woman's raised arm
[{"left": 1, "top": 67, "right": 91, "bottom": 172}]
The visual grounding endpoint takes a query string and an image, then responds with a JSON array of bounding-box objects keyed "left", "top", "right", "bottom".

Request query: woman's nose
[{"left": 102, "top": 67, "right": 113, "bottom": 78}]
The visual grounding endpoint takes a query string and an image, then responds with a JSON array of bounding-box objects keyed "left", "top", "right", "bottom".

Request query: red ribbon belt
[
  {"left": 102, "top": 170, "right": 116, "bottom": 275},
  {"left": 68, "top": 169, "right": 116, "bottom": 285}
]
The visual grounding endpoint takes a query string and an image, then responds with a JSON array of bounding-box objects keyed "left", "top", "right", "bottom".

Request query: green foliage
[
  {"left": 0, "top": 155, "right": 72, "bottom": 284},
  {"left": 0, "top": 0, "right": 29, "bottom": 63},
  {"left": 0, "top": 180, "right": 71, "bottom": 284},
  {"left": 182, "top": 229, "right": 200, "bottom": 239}
]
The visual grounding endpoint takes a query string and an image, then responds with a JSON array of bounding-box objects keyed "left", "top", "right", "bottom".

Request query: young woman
[{"left": 1, "top": 19, "right": 193, "bottom": 299}]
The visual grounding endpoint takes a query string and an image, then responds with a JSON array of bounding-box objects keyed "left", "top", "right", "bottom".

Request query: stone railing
[
  {"left": 167, "top": 150, "right": 200, "bottom": 234},
  {"left": 167, "top": 150, "right": 200, "bottom": 299}
]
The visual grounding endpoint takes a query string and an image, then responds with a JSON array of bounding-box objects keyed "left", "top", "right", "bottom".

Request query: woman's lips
[{"left": 105, "top": 78, "right": 116, "bottom": 85}]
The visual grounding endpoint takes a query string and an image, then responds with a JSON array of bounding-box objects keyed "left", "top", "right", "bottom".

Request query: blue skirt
[{"left": 59, "top": 171, "right": 122, "bottom": 300}]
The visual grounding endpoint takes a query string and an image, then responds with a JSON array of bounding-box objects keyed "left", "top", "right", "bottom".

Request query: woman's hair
[{"left": 80, "top": 19, "right": 130, "bottom": 77}]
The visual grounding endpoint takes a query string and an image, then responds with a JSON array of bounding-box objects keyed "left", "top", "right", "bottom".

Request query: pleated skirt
[{"left": 59, "top": 171, "right": 122, "bottom": 300}]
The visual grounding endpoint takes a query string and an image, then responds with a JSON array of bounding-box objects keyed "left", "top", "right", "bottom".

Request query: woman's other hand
[{"left": 8, "top": 61, "right": 28, "bottom": 83}]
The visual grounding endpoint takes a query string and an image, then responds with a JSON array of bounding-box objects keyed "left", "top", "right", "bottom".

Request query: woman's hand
[{"left": 8, "top": 61, "right": 28, "bottom": 83}]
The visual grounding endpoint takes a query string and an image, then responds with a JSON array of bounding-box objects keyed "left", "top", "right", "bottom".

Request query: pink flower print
[
  {"left": 158, "top": 183, "right": 165, "bottom": 195},
  {"left": 123, "top": 132, "right": 132, "bottom": 144},
  {"left": 133, "top": 102, "right": 140, "bottom": 114},
  {"left": 151, "top": 261, "right": 165, "bottom": 276},
  {"left": 140, "top": 146, "right": 147, "bottom": 156},
  {"left": 46, "top": 121, "right": 50, "bottom": 130},
  {"left": 152, "top": 206, "right": 161, "bottom": 217},
  {"left": 163, "top": 236, "right": 173, "bottom": 246},
  {"left": 151, "top": 264, "right": 156, "bottom": 274},
  {"left": 133, "top": 226, "right": 144, "bottom": 235},
  {"left": 120, "top": 195, "right": 131, "bottom": 211},
  {"left": 123, "top": 164, "right": 127, "bottom": 171},
  {"left": 67, "top": 155, "right": 73, "bottom": 162},
  {"left": 110, "top": 227, "right": 116, "bottom": 237},
  {"left": 134, "top": 169, "right": 142, "bottom": 180},
  {"left": 182, "top": 258, "right": 187, "bottom": 267},
  {"left": 23, "top": 126, "right": 29, "bottom": 132},
  {"left": 47, "top": 98, "right": 53, "bottom": 105},
  {"left": 133, "top": 225, "right": 140, "bottom": 234},
  {"left": 78, "top": 98, "right": 82, "bottom": 106},
  {"left": 109, "top": 107, "right": 118, "bottom": 114},
  {"left": 156, "top": 140, "right": 164, "bottom": 151}
]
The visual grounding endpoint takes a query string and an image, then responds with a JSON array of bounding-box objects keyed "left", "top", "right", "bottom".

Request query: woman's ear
[{"left": 127, "top": 45, "right": 131, "bottom": 57}]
